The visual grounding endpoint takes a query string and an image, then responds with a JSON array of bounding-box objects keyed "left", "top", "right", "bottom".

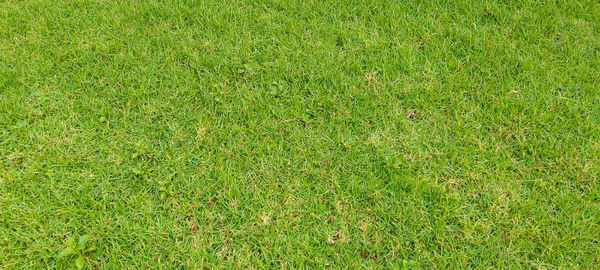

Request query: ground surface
[{"left": 1, "top": 0, "right": 599, "bottom": 268}]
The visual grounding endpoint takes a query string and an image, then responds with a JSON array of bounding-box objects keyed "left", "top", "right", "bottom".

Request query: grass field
[{"left": 1, "top": 0, "right": 599, "bottom": 268}]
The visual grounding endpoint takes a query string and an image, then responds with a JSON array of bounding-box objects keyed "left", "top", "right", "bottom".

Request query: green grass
[{"left": 1, "top": 0, "right": 599, "bottom": 268}]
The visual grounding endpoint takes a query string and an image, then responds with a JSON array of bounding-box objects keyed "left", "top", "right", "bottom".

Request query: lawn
[{"left": 1, "top": 0, "right": 599, "bottom": 268}]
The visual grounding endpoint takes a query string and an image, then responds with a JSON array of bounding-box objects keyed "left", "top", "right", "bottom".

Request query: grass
[{"left": 1, "top": 0, "right": 599, "bottom": 268}]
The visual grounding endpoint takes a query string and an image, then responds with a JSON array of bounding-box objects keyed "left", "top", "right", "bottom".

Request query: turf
[{"left": 1, "top": 0, "right": 599, "bottom": 268}]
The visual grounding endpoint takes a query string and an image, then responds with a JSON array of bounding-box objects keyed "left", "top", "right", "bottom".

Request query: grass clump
[{"left": 1, "top": 0, "right": 599, "bottom": 268}]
